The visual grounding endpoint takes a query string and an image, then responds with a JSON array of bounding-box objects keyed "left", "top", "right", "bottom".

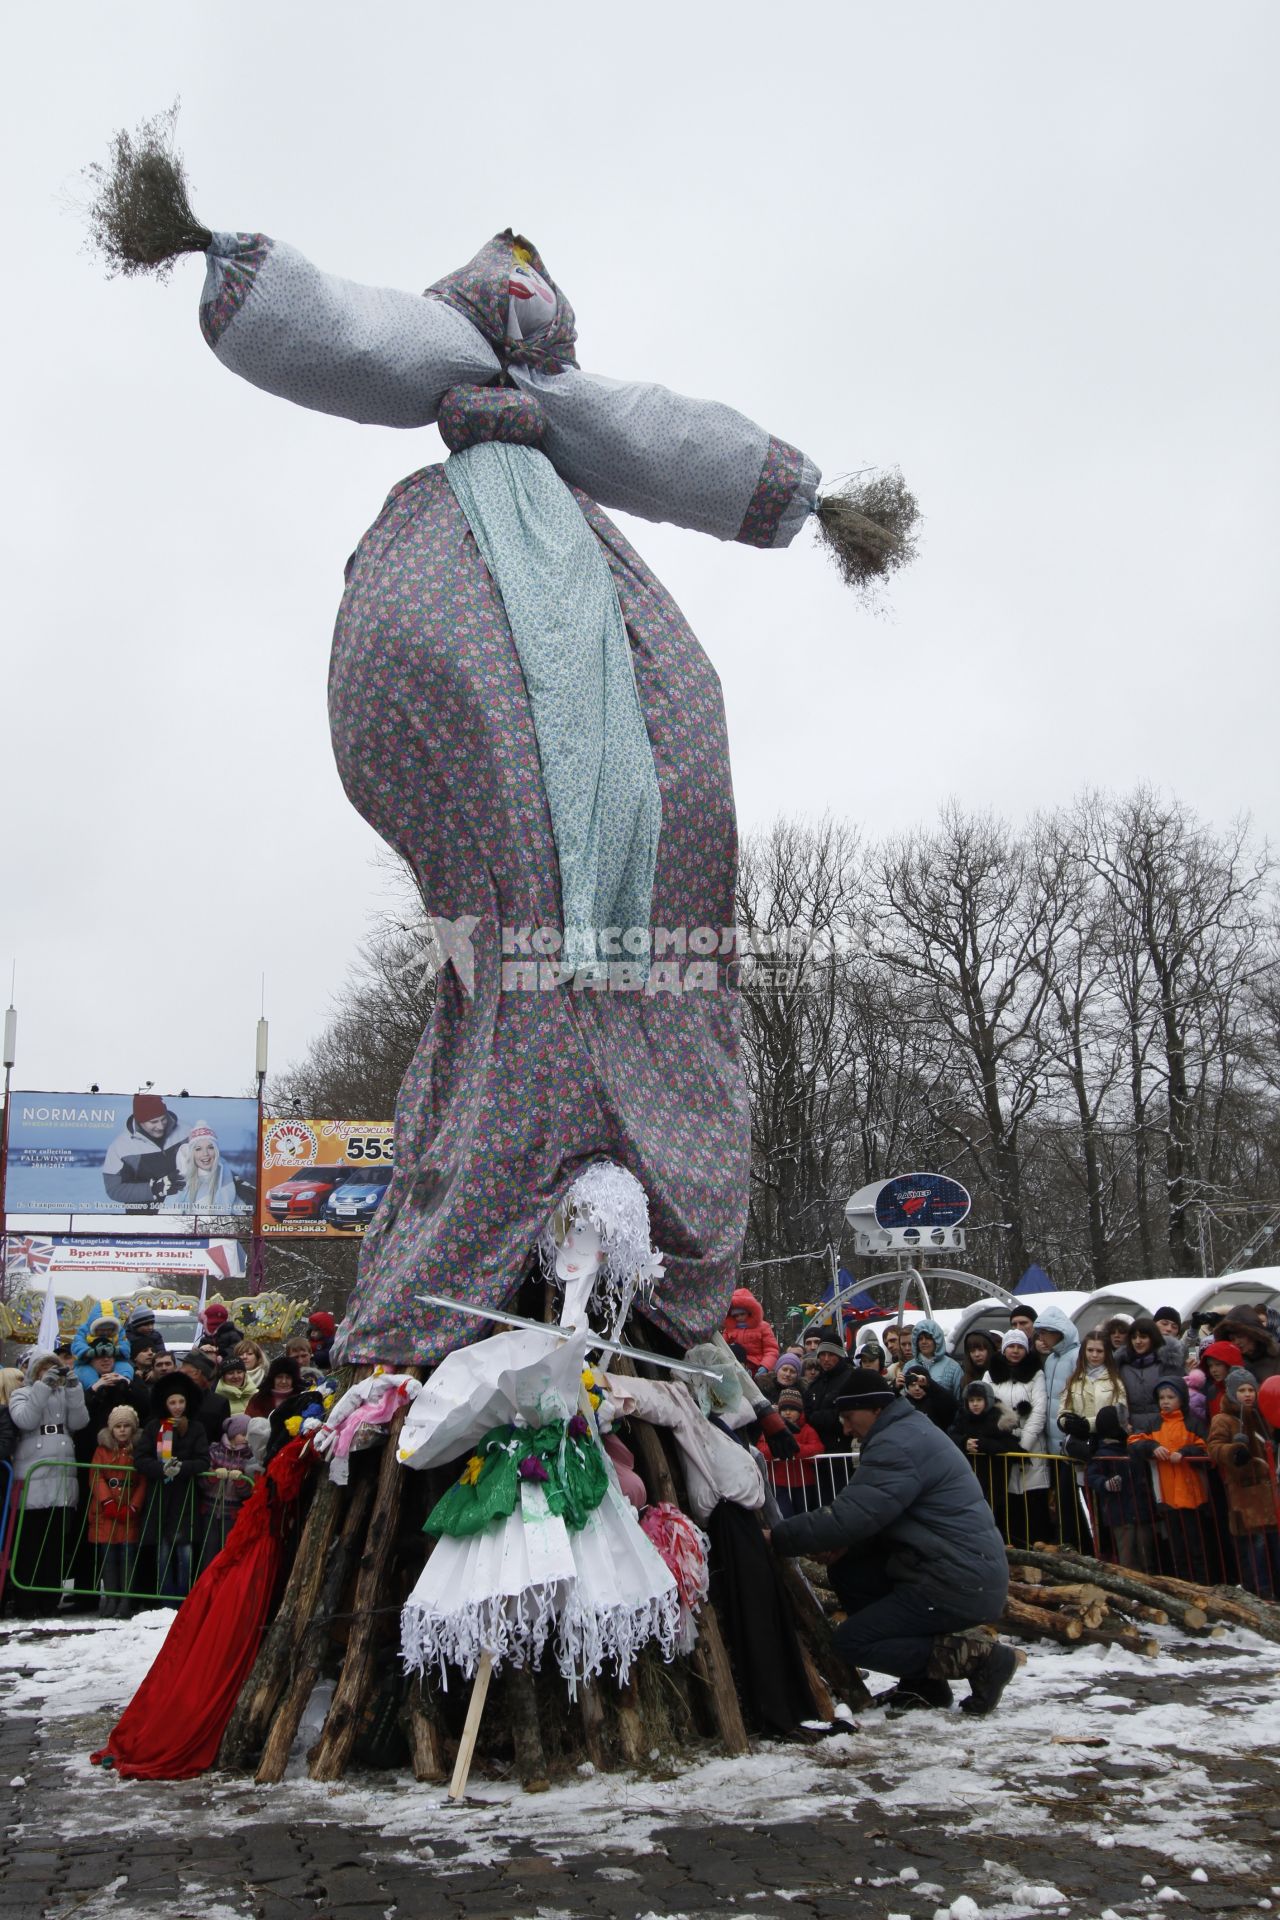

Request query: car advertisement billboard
[
  {"left": 4, "top": 1092, "right": 258, "bottom": 1219},
  {"left": 258, "top": 1117, "right": 394, "bottom": 1237}
]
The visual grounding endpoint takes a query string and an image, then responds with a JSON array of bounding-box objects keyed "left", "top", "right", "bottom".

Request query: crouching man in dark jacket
[{"left": 770, "top": 1375, "right": 1017, "bottom": 1716}]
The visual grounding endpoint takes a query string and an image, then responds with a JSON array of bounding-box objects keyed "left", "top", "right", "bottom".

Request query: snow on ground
[{"left": 2, "top": 1609, "right": 1279, "bottom": 1884}]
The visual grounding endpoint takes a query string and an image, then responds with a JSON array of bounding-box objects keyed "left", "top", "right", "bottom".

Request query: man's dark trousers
[{"left": 829, "top": 1545, "right": 996, "bottom": 1678}]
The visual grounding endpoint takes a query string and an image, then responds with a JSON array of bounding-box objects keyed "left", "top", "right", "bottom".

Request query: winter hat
[
  {"left": 964, "top": 1380, "right": 995, "bottom": 1409},
  {"left": 308, "top": 1311, "right": 336, "bottom": 1339},
  {"left": 183, "top": 1350, "right": 217, "bottom": 1381},
  {"left": 202, "top": 1303, "right": 230, "bottom": 1329},
  {"left": 1224, "top": 1367, "right": 1256, "bottom": 1404},
  {"left": 1001, "top": 1329, "right": 1031, "bottom": 1354},
  {"left": 1184, "top": 1368, "right": 1206, "bottom": 1391},
  {"left": 245, "top": 1417, "right": 271, "bottom": 1464},
  {"left": 1201, "top": 1340, "right": 1245, "bottom": 1372},
  {"left": 832, "top": 1376, "right": 896, "bottom": 1410},
  {"left": 132, "top": 1093, "right": 167, "bottom": 1125},
  {"left": 1153, "top": 1305, "right": 1182, "bottom": 1327},
  {"left": 1094, "top": 1404, "right": 1127, "bottom": 1441},
  {"left": 1154, "top": 1376, "right": 1190, "bottom": 1412},
  {"left": 775, "top": 1354, "right": 802, "bottom": 1381},
  {"left": 902, "top": 1360, "right": 929, "bottom": 1382},
  {"left": 222, "top": 1413, "right": 252, "bottom": 1440},
  {"left": 151, "top": 1372, "right": 203, "bottom": 1420},
  {"left": 858, "top": 1342, "right": 885, "bottom": 1365},
  {"left": 815, "top": 1339, "right": 846, "bottom": 1359},
  {"left": 777, "top": 1388, "right": 806, "bottom": 1414},
  {"left": 125, "top": 1306, "right": 156, "bottom": 1330}
]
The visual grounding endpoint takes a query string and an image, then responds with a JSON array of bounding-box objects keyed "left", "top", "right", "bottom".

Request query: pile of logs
[
  {"left": 1002, "top": 1545, "right": 1280, "bottom": 1656},
  {"left": 799, "top": 1539, "right": 1280, "bottom": 1665}
]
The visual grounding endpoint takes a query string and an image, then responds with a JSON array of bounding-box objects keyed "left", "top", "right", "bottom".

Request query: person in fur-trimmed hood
[
  {"left": 722, "top": 1288, "right": 780, "bottom": 1380},
  {"left": 1213, "top": 1306, "right": 1280, "bottom": 1386},
  {"left": 909, "top": 1318, "right": 964, "bottom": 1401},
  {"left": 949, "top": 1378, "right": 1019, "bottom": 1537}
]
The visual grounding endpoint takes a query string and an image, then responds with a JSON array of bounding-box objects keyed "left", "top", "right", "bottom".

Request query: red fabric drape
[{"left": 91, "top": 1438, "right": 316, "bottom": 1780}]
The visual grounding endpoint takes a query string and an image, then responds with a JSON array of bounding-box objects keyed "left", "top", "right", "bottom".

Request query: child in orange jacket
[
  {"left": 88, "top": 1404, "right": 147, "bottom": 1617},
  {"left": 1128, "top": 1377, "right": 1212, "bottom": 1582},
  {"left": 757, "top": 1388, "right": 825, "bottom": 1517}
]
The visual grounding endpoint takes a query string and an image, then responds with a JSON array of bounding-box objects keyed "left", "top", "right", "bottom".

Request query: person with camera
[{"left": 8, "top": 1349, "right": 89, "bottom": 1615}]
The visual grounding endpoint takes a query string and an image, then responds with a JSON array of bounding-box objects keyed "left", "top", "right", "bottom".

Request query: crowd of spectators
[
  {"left": 727, "top": 1289, "right": 1280, "bottom": 1599},
  {"left": 0, "top": 1304, "right": 340, "bottom": 1617}
]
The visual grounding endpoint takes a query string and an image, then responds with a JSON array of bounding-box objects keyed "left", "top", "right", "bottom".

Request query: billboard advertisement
[
  {"left": 4, "top": 1092, "right": 258, "bottom": 1219},
  {"left": 258, "top": 1117, "right": 394, "bottom": 1237},
  {"left": 4, "top": 1234, "right": 247, "bottom": 1285}
]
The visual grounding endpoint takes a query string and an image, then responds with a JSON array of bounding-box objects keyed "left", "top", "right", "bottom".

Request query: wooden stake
[
  {"left": 449, "top": 1651, "right": 494, "bottom": 1801},
  {"left": 254, "top": 1472, "right": 376, "bottom": 1784},
  {"left": 308, "top": 1402, "right": 412, "bottom": 1782}
]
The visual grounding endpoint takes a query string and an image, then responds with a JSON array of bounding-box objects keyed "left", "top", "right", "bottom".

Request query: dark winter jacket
[
  {"left": 1119, "top": 1340, "right": 1185, "bottom": 1427},
  {"left": 949, "top": 1385, "right": 1019, "bottom": 1458},
  {"left": 961, "top": 1329, "right": 1008, "bottom": 1388},
  {"left": 1214, "top": 1310, "right": 1280, "bottom": 1386},
  {"left": 0, "top": 1406, "right": 16, "bottom": 1467},
  {"left": 900, "top": 1364, "right": 957, "bottom": 1430},
  {"left": 134, "top": 1412, "right": 210, "bottom": 1542},
  {"left": 772, "top": 1398, "right": 1010, "bottom": 1612},
  {"left": 804, "top": 1357, "right": 856, "bottom": 1449},
  {"left": 1085, "top": 1432, "right": 1159, "bottom": 1530},
  {"left": 76, "top": 1378, "right": 151, "bottom": 1463}
]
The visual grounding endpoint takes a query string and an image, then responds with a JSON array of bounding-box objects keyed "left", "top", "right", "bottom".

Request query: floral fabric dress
[{"left": 199, "top": 228, "right": 821, "bottom": 1364}]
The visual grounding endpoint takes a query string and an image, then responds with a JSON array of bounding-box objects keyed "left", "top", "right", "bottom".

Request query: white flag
[{"left": 37, "top": 1272, "right": 60, "bottom": 1354}]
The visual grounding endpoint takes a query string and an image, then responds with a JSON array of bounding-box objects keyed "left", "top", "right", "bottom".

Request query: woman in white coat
[
  {"left": 988, "top": 1329, "right": 1050, "bottom": 1548},
  {"left": 9, "top": 1349, "right": 89, "bottom": 1615}
]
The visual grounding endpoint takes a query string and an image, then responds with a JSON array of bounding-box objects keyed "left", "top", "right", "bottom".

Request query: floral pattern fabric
[
  {"left": 199, "top": 233, "right": 271, "bottom": 349},
  {"left": 329, "top": 465, "right": 751, "bottom": 1366}
]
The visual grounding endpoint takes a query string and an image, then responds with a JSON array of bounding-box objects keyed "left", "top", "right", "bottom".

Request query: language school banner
[
  {"left": 4, "top": 1235, "right": 247, "bottom": 1283},
  {"left": 258, "top": 1117, "right": 394, "bottom": 1237},
  {"left": 5, "top": 1092, "right": 258, "bottom": 1219}
]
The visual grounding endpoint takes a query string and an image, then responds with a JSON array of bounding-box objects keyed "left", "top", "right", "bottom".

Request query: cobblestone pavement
[{"left": 2, "top": 1631, "right": 1279, "bottom": 1920}]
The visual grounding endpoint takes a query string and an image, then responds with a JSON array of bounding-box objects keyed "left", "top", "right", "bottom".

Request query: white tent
[{"left": 1068, "top": 1270, "right": 1280, "bottom": 1333}]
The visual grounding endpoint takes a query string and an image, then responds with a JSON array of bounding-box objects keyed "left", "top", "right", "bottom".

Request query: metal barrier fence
[
  {"left": 762, "top": 1442, "right": 1279, "bottom": 1601},
  {"left": 6, "top": 1459, "right": 257, "bottom": 1612}
]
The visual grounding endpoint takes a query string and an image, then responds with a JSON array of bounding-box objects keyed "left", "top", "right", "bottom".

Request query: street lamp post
[
  {"left": 250, "top": 1016, "right": 268, "bottom": 1296},
  {"left": 0, "top": 1002, "right": 16, "bottom": 1305}
]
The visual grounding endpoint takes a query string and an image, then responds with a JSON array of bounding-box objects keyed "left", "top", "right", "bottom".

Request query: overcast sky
[{"left": 2, "top": 0, "right": 1277, "bottom": 1103}]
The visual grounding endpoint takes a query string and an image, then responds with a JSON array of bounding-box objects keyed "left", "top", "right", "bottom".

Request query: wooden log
[
  {"left": 309, "top": 1404, "right": 412, "bottom": 1781},
  {"left": 774, "top": 1552, "right": 871, "bottom": 1715},
  {"left": 219, "top": 1471, "right": 344, "bottom": 1770},
  {"left": 502, "top": 1666, "right": 551, "bottom": 1793},
  {"left": 1007, "top": 1547, "right": 1211, "bottom": 1635},
  {"left": 254, "top": 1470, "right": 376, "bottom": 1784},
  {"left": 576, "top": 1680, "right": 614, "bottom": 1772},
  {"left": 401, "top": 1670, "right": 451, "bottom": 1784},
  {"left": 1004, "top": 1595, "right": 1082, "bottom": 1642},
  {"left": 1132, "top": 1571, "right": 1280, "bottom": 1642},
  {"left": 1009, "top": 1579, "right": 1106, "bottom": 1612}
]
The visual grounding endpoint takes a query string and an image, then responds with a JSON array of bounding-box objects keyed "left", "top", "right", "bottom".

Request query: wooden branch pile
[
  {"left": 217, "top": 1367, "right": 865, "bottom": 1790},
  {"left": 1003, "top": 1545, "right": 1280, "bottom": 1653}
]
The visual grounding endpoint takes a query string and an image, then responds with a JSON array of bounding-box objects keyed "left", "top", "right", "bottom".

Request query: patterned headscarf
[{"left": 426, "top": 229, "right": 578, "bottom": 374}]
